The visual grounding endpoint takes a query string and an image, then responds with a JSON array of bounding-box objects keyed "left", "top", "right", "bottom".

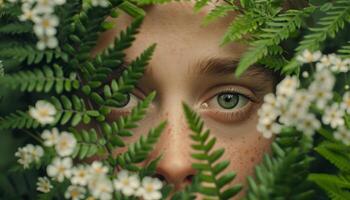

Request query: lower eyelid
[{"left": 200, "top": 101, "right": 255, "bottom": 123}]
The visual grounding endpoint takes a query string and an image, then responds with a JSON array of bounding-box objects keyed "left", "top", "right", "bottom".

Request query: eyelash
[
  {"left": 108, "top": 88, "right": 256, "bottom": 123},
  {"left": 200, "top": 88, "right": 255, "bottom": 123}
]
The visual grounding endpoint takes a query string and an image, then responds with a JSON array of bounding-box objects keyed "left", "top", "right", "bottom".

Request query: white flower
[
  {"left": 29, "top": 100, "right": 56, "bottom": 125},
  {"left": 33, "top": 15, "right": 59, "bottom": 36},
  {"left": 276, "top": 76, "right": 299, "bottom": 98},
  {"left": 15, "top": 144, "right": 44, "bottom": 168},
  {"left": 334, "top": 126, "right": 350, "bottom": 146},
  {"left": 330, "top": 56, "right": 348, "bottom": 73},
  {"left": 341, "top": 92, "right": 350, "bottom": 114},
  {"left": 322, "top": 104, "right": 344, "bottom": 129},
  {"left": 279, "top": 107, "right": 305, "bottom": 126},
  {"left": 136, "top": 177, "right": 163, "bottom": 200},
  {"left": 19, "top": 4, "right": 39, "bottom": 22},
  {"left": 36, "top": 177, "right": 52, "bottom": 193},
  {"left": 289, "top": 89, "right": 313, "bottom": 111},
  {"left": 41, "top": 128, "right": 60, "bottom": 147},
  {"left": 257, "top": 103, "right": 280, "bottom": 125},
  {"left": 36, "top": 177, "right": 53, "bottom": 193},
  {"left": 35, "top": 0, "right": 55, "bottom": 14},
  {"left": 65, "top": 185, "right": 86, "bottom": 200},
  {"left": 296, "top": 114, "right": 321, "bottom": 137},
  {"left": 312, "top": 68, "right": 335, "bottom": 91},
  {"left": 55, "top": 131, "right": 77, "bottom": 157},
  {"left": 297, "top": 50, "right": 322, "bottom": 63},
  {"left": 309, "top": 86, "right": 333, "bottom": 109},
  {"left": 47, "top": 157, "right": 72, "bottom": 182},
  {"left": 316, "top": 54, "right": 335, "bottom": 71},
  {"left": 89, "top": 176, "right": 113, "bottom": 200},
  {"left": 27, "top": 144, "right": 44, "bottom": 162},
  {"left": 90, "top": 161, "right": 108, "bottom": 176},
  {"left": 257, "top": 121, "right": 281, "bottom": 139},
  {"left": 71, "top": 165, "right": 90, "bottom": 186},
  {"left": 15, "top": 146, "right": 32, "bottom": 168},
  {"left": 37, "top": 35, "right": 58, "bottom": 50},
  {"left": 91, "top": 0, "right": 109, "bottom": 7},
  {"left": 113, "top": 170, "right": 140, "bottom": 196}
]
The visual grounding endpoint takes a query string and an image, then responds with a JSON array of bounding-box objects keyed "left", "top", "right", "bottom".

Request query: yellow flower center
[
  {"left": 38, "top": 108, "right": 50, "bottom": 117},
  {"left": 145, "top": 184, "right": 154, "bottom": 192}
]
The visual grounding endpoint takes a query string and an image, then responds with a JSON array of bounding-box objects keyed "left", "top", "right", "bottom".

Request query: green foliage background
[{"left": 0, "top": 0, "right": 350, "bottom": 199}]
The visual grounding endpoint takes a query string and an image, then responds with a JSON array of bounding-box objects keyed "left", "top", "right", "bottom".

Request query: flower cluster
[
  {"left": 44, "top": 161, "right": 163, "bottom": 200},
  {"left": 258, "top": 50, "right": 350, "bottom": 145},
  {"left": 20, "top": 107, "right": 164, "bottom": 200},
  {"left": 4, "top": 0, "right": 110, "bottom": 50},
  {"left": 15, "top": 144, "right": 44, "bottom": 168}
]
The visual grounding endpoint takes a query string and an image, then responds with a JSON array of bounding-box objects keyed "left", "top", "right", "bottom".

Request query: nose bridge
[{"left": 148, "top": 93, "right": 196, "bottom": 188}]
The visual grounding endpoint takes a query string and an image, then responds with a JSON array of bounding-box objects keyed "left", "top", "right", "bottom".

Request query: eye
[
  {"left": 216, "top": 92, "right": 248, "bottom": 110},
  {"left": 200, "top": 88, "right": 256, "bottom": 123},
  {"left": 114, "top": 93, "right": 140, "bottom": 110},
  {"left": 210, "top": 92, "right": 249, "bottom": 111}
]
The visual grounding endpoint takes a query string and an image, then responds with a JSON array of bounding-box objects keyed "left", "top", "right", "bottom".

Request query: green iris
[
  {"left": 217, "top": 93, "right": 239, "bottom": 109},
  {"left": 116, "top": 93, "right": 130, "bottom": 107}
]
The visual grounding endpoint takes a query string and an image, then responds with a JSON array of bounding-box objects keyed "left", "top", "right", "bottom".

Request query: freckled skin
[{"left": 91, "top": 2, "right": 274, "bottom": 199}]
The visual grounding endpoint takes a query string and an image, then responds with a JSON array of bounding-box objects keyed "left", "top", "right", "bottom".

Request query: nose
[{"left": 147, "top": 111, "right": 196, "bottom": 190}]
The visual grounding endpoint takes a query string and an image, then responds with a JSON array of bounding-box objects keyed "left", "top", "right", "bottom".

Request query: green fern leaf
[
  {"left": 0, "top": 65, "right": 80, "bottom": 93},
  {"left": 0, "top": 23, "right": 32, "bottom": 34},
  {"left": 338, "top": 41, "right": 350, "bottom": 58},
  {"left": 183, "top": 103, "right": 242, "bottom": 199},
  {"left": 235, "top": 7, "right": 315, "bottom": 77},
  {"left": 221, "top": 13, "right": 258, "bottom": 45},
  {"left": 116, "top": 121, "right": 167, "bottom": 171},
  {"left": 315, "top": 142, "right": 350, "bottom": 172},
  {"left": 90, "top": 43, "right": 156, "bottom": 106},
  {"left": 50, "top": 95, "right": 100, "bottom": 127},
  {"left": 0, "top": 110, "right": 40, "bottom": 130},
  {"left": 284, "top": 0, "right": 350, "bottom": 73},
  {"left": 71, "top": 128, "right": 105, "bottom": 160},
  {"left": 203, "top": 4, "right": 238, "bottom": 25}
]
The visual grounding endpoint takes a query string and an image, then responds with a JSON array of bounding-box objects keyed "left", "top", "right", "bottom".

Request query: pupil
[
  {"left": 116, "top": 93, "right": 130, "bottom": 107},
  {"left": 217, "top": 93, "right": 239, "bottom": 109}
]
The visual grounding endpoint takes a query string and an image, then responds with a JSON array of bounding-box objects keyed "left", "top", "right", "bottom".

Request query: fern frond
[
  {"left": 221, "top": 13, "right": 258, "bottom": 45},
  {"left": 116, "top": 121, "right": 167, "bottom": 172},
  {"left": 203, "top": 4, "right": 238, "bottom": 26},
  {"left": 315, "top": 142, "right": 350, "bottom": 172},
  {"left": 98, "top": 91, "right": 156, "bottom": 153},
  {"left": 183, "top": 103, "right": 242, "bottom": 199},
  {"left": 309, "top": 174, "right": 350, "bottom": 200},
  {"left": 71, "top": 128, "right": 105, "bottom": 160},
  {"left": 0, "top": 110, "right": 40, "bottom": 130},
  {"left": 89, "top": 44, "right": 156, "bottom": 106},
  {"left": 235, "top": 7, "right": 315, "bottom": 76},
  {"left": 0, "top": 23, "right": 32, "bottom": 34},
  {"left": 83, "top": 17, "right": 144, "bottom": 82},
  {"left": 193, "top": 0, "right": 211, "bottom": 12},
  {"left": 338, "top": 41, "right": 350, "bottom": 58},
  {"left": 108, "top": 91, "right": 156, "bottom": 137},
  {"left": 284, "top": 0, "right": 350, "bottom": 73},
  {"left": 297, "top": 1, "right": 350, "bottom": 53},
  {"left": 0, "top": 45, "right": 68, "bottom": 65},
  {"left": 244, "top": 129, "right": 315, "bottom": 200},
  {"left": 0, "top": 65, "right": 80, "bottom": 93},
  {"left": 50, "top": 95, "right": 100, "bottom": 127}
]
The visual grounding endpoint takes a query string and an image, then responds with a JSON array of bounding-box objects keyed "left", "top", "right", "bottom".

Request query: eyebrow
[{"left": 189, "top": 57, "right": 270, "bottom": 79}]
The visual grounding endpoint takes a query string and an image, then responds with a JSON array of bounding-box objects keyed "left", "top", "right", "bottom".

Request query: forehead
[{"left": 93, "top": 2, "right": 246, "bottom": 64}]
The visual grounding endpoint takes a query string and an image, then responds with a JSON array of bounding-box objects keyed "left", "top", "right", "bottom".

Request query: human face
[{"left": 92, "top": 2, "right": 274, "bottom": 199}]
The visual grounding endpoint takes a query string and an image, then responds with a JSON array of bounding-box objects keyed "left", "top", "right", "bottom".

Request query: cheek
[{"left": 215, "top": 130, "right": 272, "bottom": 198}]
